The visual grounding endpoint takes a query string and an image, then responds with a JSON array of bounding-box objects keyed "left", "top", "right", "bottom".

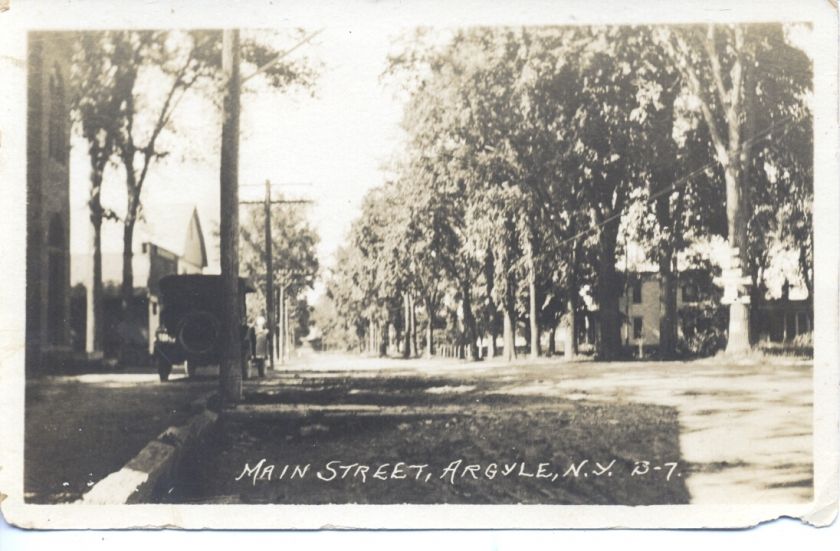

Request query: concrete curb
[{"left": 78, "top": 391, "right": 218, "bottom": 505}]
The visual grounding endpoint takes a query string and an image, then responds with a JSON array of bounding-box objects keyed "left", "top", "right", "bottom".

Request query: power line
[{"left": 241, "top": 29, "right": 324, "bottom": 85}]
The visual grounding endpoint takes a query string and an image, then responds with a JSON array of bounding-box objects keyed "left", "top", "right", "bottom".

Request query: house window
[
  {"left": 151, "top": 301, "right": 158, "bottom": 316},
  {"left": 682, "top": 283, "right": 699, "bottom": 302},
  {"left": 633, "top": 317, "right": 643, "bottom": 340},
  {"left": 632, "top": 280, "right": 642, "bottom": 304}
]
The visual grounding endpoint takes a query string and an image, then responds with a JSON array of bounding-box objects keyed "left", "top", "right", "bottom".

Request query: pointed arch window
[
  {"left": 47, "top": 64, "right": 67, "bottom": 163},
  {"left": 47, "top": 213, "right": 67, "bottom": 345}
]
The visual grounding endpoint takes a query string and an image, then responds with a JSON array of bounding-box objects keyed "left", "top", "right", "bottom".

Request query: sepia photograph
[{"left": 0, "top": 0, "right": 837, "bottom": 531}]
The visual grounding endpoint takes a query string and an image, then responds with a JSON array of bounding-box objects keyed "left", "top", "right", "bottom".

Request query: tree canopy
[{"left": 317, "top": 23, "right": 812, "bottom": 361}]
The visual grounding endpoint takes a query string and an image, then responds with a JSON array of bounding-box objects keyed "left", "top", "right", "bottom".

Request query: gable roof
[
  {"left": 70, "top": 202, "right": 208, "bottom": 286},
  {"left": 77, "top": 202, "right": 205, "bottom": 259},
  {"left": 179, "top": 207, "right": 208, "bottom": 269}
]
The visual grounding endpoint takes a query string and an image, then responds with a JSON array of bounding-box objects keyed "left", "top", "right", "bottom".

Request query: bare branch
[
  {"left": 702, "top": 26, "right": 730, "bottom": 111},
  {"left": 666, "top": 30, "right": 729, "bottom": 163}
]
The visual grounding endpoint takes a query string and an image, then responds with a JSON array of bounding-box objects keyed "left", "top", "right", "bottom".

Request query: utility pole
[
  {"left": 263, "top": 180, "right": 275, "bottom": 372},
  {"left": 240, "top": 190, "right": 312, "bottom": 369},
  {"left": 219, "top": 29, "right": 242, "bottom": 406},
  {"left": 216, "top": 29, "right": 319, "bottom": 396},
  {"left": 285, "top": 290, "right": 292, "bottom": 361},
  {"left": 278, "top": 285, "right": 285, "bottom": 364}
]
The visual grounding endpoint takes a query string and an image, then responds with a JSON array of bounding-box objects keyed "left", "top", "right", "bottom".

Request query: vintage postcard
[{"left": 0, "top": 0, "right": 837, "bottom": 530}]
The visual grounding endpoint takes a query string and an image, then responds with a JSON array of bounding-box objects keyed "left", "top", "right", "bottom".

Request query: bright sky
[{"left": 69, "top": 26, "right": 410, "bottom": 297}]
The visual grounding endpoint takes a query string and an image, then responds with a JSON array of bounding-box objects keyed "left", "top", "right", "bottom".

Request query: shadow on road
[{"left": 165, "top": 362, "right": 690, "bottom": 505}]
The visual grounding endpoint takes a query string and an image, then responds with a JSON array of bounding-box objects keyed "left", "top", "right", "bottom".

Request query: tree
[
  {"left": 74, "top": 30, "right": 318, "bottom": 319},
  {"left": 323, "top": 245, "right": 371, "bottom": 352},
  {"left": 662, "top": 24, "right": 811, "bottom": 353},
  {"left": 71, "top": 32, "right": 136, "bottom": 353},
  {"left": 535, "top": 27, "right": 657, "bottom": 360},
  {"left": 331, "top": 23, "right": 812, "bottom": 364},
  {"left": 110, "top": 31, "right": 215, "bottom": 315},
  {"left": 239, "top": 196, "right": 319, "bottom": 331}
]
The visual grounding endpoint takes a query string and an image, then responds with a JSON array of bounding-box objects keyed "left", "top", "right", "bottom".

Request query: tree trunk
[
  {"left": 380, "top": 320, "right": 388, "bottom": 357},
  {"left": 119, "top": 211, "right": 135, "bottom": 370},
  {"left": 596, "top": 227, "right": 622, "bottom": 360},
  {"left": 502, "top": 301, "right": 516, "bottom": 362},
  {"left": 488, "top": 328, "right": 497, "bottom": 358},
  {"left": 658, "top": 240, "right": 678, "bottom": 359},
  {"left": 528, "top": 256, "right": 539, "bottom": 359},
  {"left": 461, "top": 281, "right": 479, "bottom": 361},
  {"left": 564, "top": 294, "right": 577, "bottom": 361},
  {"left": 650, "top": 66, "right": 681, "bottom": 360},
  {"left": 547, "top": 325, "right": 556, "bottom": 357},
  {"left": 410, "top": 294, "right": 418, "bottom": 357},
  {"left": 676, "top": 25, "right": 752, "bottom": 355},
  {"left": 484, "top": 248, "right": 497, "bottom": 358},
  {"left": 403, "top": 294, "right": 411, "bottom": 358},
  {"left": 390, "top": 322, "right": 397, "bottom": 355},
  {"left": 724, "top": 162, "right": 752, "bottom": 355},
  {"left": 424, "top": 297, "right": 434, "bottom": 358},
  {"left": 565, "top": 243, "right": 580, "bottom": 361},
  {"left": 799, "top": 245, "right": 812, "bottom": 299},
  {"left": 86, "top": 205, "right": 104, "bottom": 353},
  {"left": 501, "top": 268, "right": 517, "bottom": 362},
  {"left": 121, "top": 214, "right": 136, "bottom": 315}
]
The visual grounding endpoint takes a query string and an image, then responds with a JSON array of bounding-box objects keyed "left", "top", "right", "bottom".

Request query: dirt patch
[
  {"left": 25, "top": 375, "right": 216, "bottom": 503},
  {"left": 165, "top": 382, "right": 688, "bottom": 505}
]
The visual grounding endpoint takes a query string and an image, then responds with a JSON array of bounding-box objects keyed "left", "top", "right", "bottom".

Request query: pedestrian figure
[{"left": 253, "top": 316, "right": 269, "bottom": 377}]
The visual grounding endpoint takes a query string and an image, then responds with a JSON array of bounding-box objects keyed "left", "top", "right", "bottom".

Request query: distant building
[
  {"left": 752, "top": 279, "right": 812, "bottom": 345},
  {"left": 71, "top": 206, "right": 208, "bottom": 363},
  {"left": 26, "top": 32, "right": 73, "bottom": 375},
  {"left": 616, "top": 269, "right": 811, "bottom": 353},
  {"left": 618, "top": 269, "right": 720, "bottom": 348}
]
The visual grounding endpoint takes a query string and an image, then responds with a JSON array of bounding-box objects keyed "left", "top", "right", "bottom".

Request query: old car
[{"left": 154, "top": 274, "right": 255, "bottom": 381}]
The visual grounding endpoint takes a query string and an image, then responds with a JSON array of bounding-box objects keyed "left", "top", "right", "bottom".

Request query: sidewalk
[{"left": 25, "top": 369, "right": 216, "bottom": 503}]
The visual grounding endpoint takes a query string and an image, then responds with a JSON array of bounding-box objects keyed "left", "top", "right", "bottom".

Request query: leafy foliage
[{"left": 317, "top": 24, "right": 813, "bottom": 360}]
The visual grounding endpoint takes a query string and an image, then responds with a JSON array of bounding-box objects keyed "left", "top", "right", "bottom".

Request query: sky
[{"left": 68, "top": 26, "right": 411, "bottom": 297}]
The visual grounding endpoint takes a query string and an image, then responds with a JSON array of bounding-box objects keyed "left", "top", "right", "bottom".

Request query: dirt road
[{"left": 164, "top": 354, "right": 811, "bottom": 504}]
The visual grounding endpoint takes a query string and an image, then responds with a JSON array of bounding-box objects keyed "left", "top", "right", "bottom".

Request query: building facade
[
  {"left": 618, "top": 270, "right": 718, "bottom": 348},
  {"left": 617, "top": 270, "right": 812, "bottom": 353},
  {"left": 26, "top": 32, "right": 73, "bottom": 375},
  {"left": 70, "top": 207, "right": 208, "bottom": 363}
]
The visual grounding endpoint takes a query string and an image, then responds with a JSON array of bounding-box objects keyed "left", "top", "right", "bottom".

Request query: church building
[{"left": 26, "top": 32, "right": 73, "bottom": 375}]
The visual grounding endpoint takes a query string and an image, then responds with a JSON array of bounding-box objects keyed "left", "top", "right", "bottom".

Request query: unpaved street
[{"left": 164, "top": 354, "right": 811, "bottom": 504}]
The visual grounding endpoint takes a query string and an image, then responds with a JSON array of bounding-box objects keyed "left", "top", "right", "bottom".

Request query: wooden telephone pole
[
  {"left": 241, "top": 185, "right": 311, "bottom": 371},
  {"left": 264, "top": 180, "right": 275, "bottom": 372},
  {"left": 218, "top": 29, "right": 319, "bottom": 401},
  {"left": 219, "top": 29, "right": 242, "bottom": 406}
]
